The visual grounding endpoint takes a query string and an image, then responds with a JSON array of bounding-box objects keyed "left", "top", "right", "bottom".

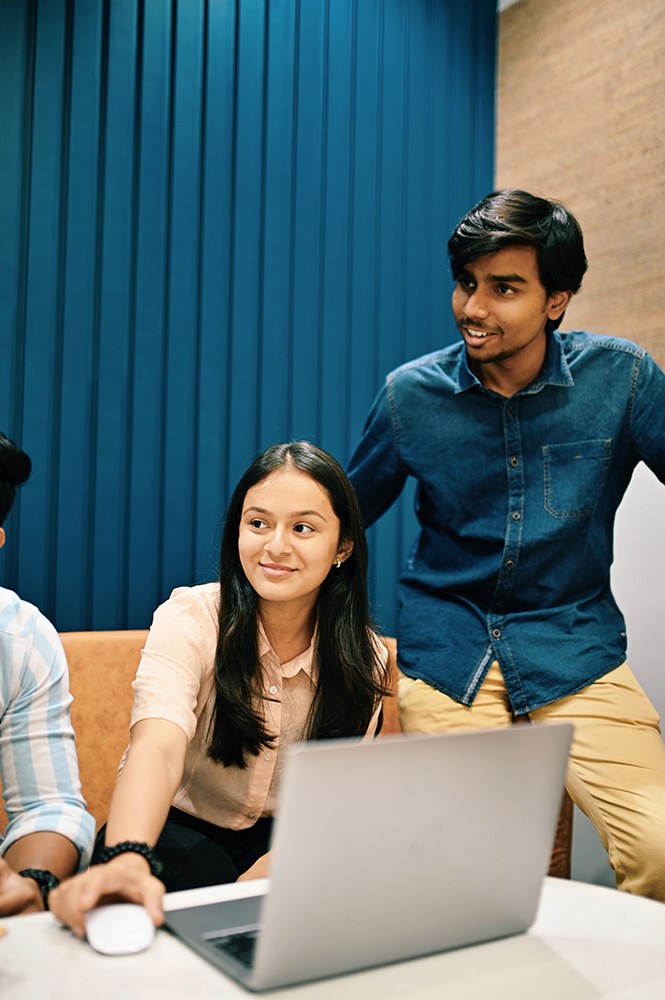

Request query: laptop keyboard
[{"left": 212, "top": 931, "right": 258, "bottom": 968}]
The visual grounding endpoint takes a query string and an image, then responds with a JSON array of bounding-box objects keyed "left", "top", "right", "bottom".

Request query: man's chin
[{"left": 465, "top": 345, "right": 504, "bottom": 364}]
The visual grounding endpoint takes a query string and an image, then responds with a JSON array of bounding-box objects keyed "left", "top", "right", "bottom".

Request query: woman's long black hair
[{"left": 207, "top": 441, "right": 389, "bottom": 767}]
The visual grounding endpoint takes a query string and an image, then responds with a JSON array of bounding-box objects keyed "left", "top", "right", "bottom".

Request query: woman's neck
[{"left": 259, "top": 600, "right": 317, "bottom": 664}]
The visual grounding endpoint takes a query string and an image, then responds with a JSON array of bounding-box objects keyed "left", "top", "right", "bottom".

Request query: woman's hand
[
  {"left": 49, "top": 853, "right": 165, "bottom": 938},
  {"left": 237, "top": 851, "right": 271, "bottom": 882}
]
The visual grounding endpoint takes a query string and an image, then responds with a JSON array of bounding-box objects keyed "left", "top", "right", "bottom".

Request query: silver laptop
[{"left": 165, "top": 722, "right": 573, "bottom": 992}]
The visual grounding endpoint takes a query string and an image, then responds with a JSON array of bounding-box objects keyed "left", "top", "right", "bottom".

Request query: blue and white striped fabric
[{"left": 0, "top": 588, "right": 95, "bottom": 867}]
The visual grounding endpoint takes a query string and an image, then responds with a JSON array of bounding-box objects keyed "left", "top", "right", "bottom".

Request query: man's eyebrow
[{"left": 486, "top": 272, "right": 528, "bottom": 284}]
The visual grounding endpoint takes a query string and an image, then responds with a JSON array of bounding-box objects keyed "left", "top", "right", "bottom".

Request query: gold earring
[{"left": 335, "top": 557, "right": 342, "bottom": 569}]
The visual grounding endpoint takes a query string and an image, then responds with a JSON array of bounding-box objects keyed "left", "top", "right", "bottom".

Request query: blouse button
[
  {"left": 269, "top": 685, "right": 278, "bottom": 694},
  {"left": 248, "top": 811, "right": 256, "bottom": 819},
  {"left": 265, "top": 752, "right": 272, "bottom": 760}
]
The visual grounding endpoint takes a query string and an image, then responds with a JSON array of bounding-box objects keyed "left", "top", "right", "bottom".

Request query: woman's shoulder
[
  {"left": 160, "top": 582, "right": 219, "bottom": 616},
  {"left": 152, "top": 582, "right": 221, "bottom": 631},
  {"left": 142, "top": 583, "right": 221, "bottom": 672}
]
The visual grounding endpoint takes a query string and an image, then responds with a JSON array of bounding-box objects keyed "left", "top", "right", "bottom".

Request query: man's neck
[{"left": 470, "top": 344, "right": 547, "bottom": 397}]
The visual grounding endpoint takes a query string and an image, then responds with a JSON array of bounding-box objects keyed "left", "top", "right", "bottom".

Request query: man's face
[{"left": 451, "top": 246, "right": 570, "bottom": 370}]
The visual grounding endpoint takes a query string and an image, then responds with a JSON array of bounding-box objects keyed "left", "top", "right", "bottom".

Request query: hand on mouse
[{"left": 49, "top": 853, "right": 165, "bottom": 938}]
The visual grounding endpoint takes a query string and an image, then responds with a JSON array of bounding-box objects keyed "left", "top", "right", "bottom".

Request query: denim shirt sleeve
[
  {"left": 348, "top": 381, "right": 407, "bottom": 528},
  {"left": 629, "top": 351, "right": 665, "bottom": 482}
]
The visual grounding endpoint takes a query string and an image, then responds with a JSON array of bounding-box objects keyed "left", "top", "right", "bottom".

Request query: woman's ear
[
  {"left": 336, "top": 537, "right": 354, "bottom": 564},
  {"left": 0, "top": 528, "right": 5, "bottom": 550}
]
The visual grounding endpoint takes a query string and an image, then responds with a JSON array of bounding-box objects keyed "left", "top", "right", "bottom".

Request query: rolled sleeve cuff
[{"left": 0, "top": 802, "right": 97, "bottom": 869}]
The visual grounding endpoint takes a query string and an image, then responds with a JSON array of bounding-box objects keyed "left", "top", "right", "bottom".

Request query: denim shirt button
[
  {"left": 512, "top": 511, "right": 521, "bottom": 521},
  {"left": 510, "top": 456, "right": 519, "bottom": 467},
  {"left": 506, "top": 559, "right": 515, "bottom": 568},
  {"left": 492, "top": 628, "right": 501, "bottom": 639}
]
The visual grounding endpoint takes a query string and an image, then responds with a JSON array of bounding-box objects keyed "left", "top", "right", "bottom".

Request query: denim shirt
[{"left": 348, "top": 331, "right": 665, "bottom": 713}]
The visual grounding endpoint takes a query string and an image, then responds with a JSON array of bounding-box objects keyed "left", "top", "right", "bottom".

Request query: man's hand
[
  {"left": 49, "top": 853, "right": 165, "bottom": 938},
  {"left": 0, "top": 858, "right": 44, "bottom": 916}
]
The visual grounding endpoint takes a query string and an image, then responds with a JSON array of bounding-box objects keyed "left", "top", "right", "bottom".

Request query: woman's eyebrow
[{"left": 243, "top": 505, "right": 327, "bottom": 520}]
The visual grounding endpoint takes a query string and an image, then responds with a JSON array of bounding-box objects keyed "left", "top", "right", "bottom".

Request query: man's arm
[
  {"left": 0, "top": 611, "right": 95, "bottom": 914},
  {"left": 0, "top": 833, "right": 80, "bottom": 914},
  {"left": 630, "top": 351, "right": 665, "bottom": 483},
  {"left": 348, "top": 382, "right": 408, "bottom": 528}
]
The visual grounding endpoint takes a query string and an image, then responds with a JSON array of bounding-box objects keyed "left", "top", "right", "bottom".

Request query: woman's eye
[
  {"left": 293, "top": 523, "right": 314, "bottom": 534},
  {"left": 249, "top": 518, "right": 267, "bottom": 529}
]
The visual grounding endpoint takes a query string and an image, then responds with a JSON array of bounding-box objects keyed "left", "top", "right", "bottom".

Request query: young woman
[{"left": 50, "top": 441, "right": 389, "bottom": 934}]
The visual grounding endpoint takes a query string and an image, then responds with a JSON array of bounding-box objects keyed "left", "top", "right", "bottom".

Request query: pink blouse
[{"left": 126, "top": 583, "right": 384, "bottom": 830}]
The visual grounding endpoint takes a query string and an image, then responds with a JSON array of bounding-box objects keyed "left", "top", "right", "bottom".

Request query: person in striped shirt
[{"left": 0, "top": 432, "right": 95, "bottom": 914}]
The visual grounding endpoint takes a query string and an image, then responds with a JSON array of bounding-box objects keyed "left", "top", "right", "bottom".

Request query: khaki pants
[{"left": 398, "top": 661, "right": 665, "bottom": 901}]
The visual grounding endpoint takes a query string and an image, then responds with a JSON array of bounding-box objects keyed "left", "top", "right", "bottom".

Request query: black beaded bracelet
[
  {"left": 19, "top": 868, "right": 60, "bottom": 911},
  {"left": 93, "top": 840, "right": 163, "bottom": 878}
]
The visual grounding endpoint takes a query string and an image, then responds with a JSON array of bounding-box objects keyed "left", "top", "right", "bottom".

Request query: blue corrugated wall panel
[{"left": 0, "top": 0, "right": 496, "bottom": 632}]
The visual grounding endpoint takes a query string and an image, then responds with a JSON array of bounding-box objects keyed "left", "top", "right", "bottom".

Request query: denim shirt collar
[{"left": 454, "top": 330, "right": 575, "bottom": 396}]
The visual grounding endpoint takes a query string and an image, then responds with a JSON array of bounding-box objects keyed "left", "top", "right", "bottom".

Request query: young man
[
  {"left": 0, "top": 433, "right": 95, "bottom": 914},
  {"left": 348, "top": 189, "right": 665, "bottom": 900}
]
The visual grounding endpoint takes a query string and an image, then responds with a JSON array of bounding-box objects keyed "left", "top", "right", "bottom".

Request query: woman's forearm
[{"left": 103, "top": 718, "right": 188, "bottom": 847}]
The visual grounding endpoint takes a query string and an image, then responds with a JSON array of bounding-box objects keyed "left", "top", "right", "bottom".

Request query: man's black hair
[
  {"left": 0, "top": 433, "right": 32, "bottom": 526},
  {"left": 448, "top": 189, "right": 588, "bottom": 332}
]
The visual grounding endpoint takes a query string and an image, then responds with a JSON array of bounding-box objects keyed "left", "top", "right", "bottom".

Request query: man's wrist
[{"left": 18, "top": 869, "right": 60, "bottom": 911}]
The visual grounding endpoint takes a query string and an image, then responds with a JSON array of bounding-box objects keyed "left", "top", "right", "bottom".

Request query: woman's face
[{"left": 238, "top": 466, "right": 352, "bottom": 615}]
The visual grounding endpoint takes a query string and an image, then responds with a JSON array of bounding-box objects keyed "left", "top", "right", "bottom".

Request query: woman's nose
[{"left": 265, "top": 526, "right": 291, "bottom": 556}]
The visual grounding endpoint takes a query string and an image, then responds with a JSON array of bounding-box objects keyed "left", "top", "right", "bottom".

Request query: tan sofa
[{"left": 0, "top": 631, "right": 571, "bottom": 876}]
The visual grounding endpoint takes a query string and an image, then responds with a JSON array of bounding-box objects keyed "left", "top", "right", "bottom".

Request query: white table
[{"left": 2, "top": 877, "right": 665, "bottom": 999}]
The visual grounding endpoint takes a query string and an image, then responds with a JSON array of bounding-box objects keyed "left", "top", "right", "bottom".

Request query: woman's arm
[
  {"left": 49, "top": 718, "right": 188, "bottom": 935},
  {"left": 104, "top": 718, "right": 188, "bottom": 845}
]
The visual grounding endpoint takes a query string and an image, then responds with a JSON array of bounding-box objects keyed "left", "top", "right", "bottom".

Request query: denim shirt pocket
[{"left": 543, "top": 439, "right": 612, "bottom": 518}]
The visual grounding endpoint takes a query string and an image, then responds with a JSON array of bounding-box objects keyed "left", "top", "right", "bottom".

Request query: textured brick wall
[{"left": 497, "top": 0, "right": 665, "bottom": 366}]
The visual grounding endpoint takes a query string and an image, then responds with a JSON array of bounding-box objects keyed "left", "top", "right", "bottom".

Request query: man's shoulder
[
  {"left": 386, "top": 343, "right": 464, "bottom": 388},
  {"left": 558, "top": 330, "right": 647, "bottom": 361},
  {"left": 0, "top": 587, "right": 56, "bottom": 643}
]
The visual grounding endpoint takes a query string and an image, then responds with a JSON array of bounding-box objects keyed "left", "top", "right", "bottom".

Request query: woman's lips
[{"left": 260, "top": 563, "right": 296, "bottom": 577}]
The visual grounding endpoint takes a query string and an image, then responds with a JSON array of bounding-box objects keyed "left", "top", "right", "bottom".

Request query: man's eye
[
  {"left": 458, "top": 277, "right": 475, "bottom": 291},
  {"left": 497, "top": 284, "right": 515, "bottom": 295},
  {"left": 293, "top": 523, "right": 314, "bottom": 534}
]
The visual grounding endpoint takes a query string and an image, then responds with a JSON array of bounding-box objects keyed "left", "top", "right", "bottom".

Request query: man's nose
[{"left": 463, "top": 289, "right": 489, "bottom": 320}]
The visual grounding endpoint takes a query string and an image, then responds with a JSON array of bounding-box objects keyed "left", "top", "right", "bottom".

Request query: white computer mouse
[{"left": 84, "top": 902, "right": 155, "bottom": 956}]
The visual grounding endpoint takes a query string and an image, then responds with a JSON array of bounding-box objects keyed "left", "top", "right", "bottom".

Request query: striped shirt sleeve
[{"left": 0, "top": 590, "right": 95, "bottom": 868}]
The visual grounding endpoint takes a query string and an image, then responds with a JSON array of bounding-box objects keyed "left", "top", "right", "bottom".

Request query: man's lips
[{"left": 461, "top": 325, "right": 497, "bottom": 340}]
